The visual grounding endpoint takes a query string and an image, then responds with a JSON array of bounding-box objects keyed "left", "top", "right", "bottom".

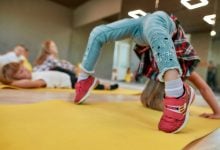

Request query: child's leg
[
  {"left": 75, "top": 18, "right": 142, "bottom": 103},
  {"left": 50, "top": 66, "right": 78, "bottom": 88},
  {"left": 79, "top": 18, "right": 142, "bottom": 78},
  {"left": 142, "top": 11, "right": 181, "bottom": 82},
  {"left": 94, "top": 84, "right": 105, "bottom": 90},
  {"left": 94, "top": 83, "right": 119, "bottom": 90},
  {"left": 142, "top": 11, "right": 195, "bottom": 133},
  {"left": 143, "top": 11, "right": 184, "bottom": 98}
]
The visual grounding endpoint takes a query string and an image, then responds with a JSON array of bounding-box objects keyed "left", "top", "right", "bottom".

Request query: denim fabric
[{"left": 81, "top": 11, "right": 182, "bottom": 81}]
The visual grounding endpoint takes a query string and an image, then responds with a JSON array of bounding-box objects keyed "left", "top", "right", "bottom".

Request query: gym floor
[{"left": 0, "top": 84, "right": 219, "bottom": 149}]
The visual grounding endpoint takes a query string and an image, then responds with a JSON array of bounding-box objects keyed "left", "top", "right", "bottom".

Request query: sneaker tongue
[
  {"left": 163, "top": 98, "right": 186, "bottom": 120},
  {"left": 164, "top": 97, "right": 186, "bottom": 105},
  {"left": 164, "top": 108, "right": 185, "bottom": 120}
]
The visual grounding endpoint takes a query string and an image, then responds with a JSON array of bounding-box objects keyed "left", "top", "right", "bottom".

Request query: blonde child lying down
[{"left": 0, "top": 62, "right": 118, "bottom": 90}]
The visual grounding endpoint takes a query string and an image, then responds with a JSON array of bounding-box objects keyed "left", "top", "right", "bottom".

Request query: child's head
[
  {"left": 35, "top": 40, "right": 58, "bottom": 65},
  {"left": 0, "top": 62, "right": 31, "bottom": 84},
  {"left": 141, "top": 79, "right": 164, "bottom": 111},
  {"left": 42, "top": 40, "right": 58, "bottom": 56},
  {"left": 13, "top": 44, "right": 29, "bottom": 58}
]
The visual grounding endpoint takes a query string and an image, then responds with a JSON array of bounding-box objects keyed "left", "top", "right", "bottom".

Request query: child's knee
[
  {"left": 91, "top": 26, "right": 103, "bottom": 36},
  {"left": 90, "top": 25, "right": 107, "bottom": 43},
  {"left": 152, "top": 11, "right": 168, "bottom": 18}
]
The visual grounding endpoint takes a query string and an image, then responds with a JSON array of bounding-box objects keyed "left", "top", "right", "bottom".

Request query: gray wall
[
  {"left": 0, "top": 0, "right": 114, "bottom": 79},
  {"left": 0, "top": 0, "right": 73, "bottom": 63}
]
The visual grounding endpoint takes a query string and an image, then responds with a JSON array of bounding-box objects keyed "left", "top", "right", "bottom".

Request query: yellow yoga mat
[
  {"left": 0, "top": 84, "right": 141, "bottom": 95},
  {"left": 0, "top": 100, "right": 219, "bottom": 150}
]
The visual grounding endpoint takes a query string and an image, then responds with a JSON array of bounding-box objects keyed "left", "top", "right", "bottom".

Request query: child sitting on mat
[
  {"left": 34, "top": 40, "right": 75, "bottom": 72},
  {"left": 0, "top": 62, "right": 118, "bottom": 90},
  {"left": 74, "top": 11, "right": 200, "bottom": 133}
]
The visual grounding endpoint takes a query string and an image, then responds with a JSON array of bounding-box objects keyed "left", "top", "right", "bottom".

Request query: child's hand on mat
[{"left": 199, "top": 113, "right": 220, "bottom": 119}]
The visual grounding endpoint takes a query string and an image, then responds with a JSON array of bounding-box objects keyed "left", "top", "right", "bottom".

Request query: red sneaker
[
  {"left": 74, "top": 76, "right": 98, "bottom": 104},
  {"left": 158, "top": 83, "right": 195, "bottom": 133}
]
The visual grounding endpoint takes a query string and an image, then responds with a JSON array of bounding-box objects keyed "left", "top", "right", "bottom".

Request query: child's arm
[
  {"left": 188, "top": 72, "right": 220, "bottom": 119},
  {"left": 10, "top": 79, "right": 46, "bottom": 88}
]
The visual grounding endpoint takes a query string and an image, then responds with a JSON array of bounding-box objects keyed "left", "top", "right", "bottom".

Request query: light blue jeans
[{"left": 81, "top": 11, "right": 182, "bottom": 81}]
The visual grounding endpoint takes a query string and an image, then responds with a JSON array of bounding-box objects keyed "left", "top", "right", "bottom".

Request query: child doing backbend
[{"left": 74, "top": 11, "right": 200, "bottom": 133}]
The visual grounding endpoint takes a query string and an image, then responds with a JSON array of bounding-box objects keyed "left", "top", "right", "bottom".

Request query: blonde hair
[
  {"left": 35, "top": 40, "right": 58, "bottom": 65},
  {"left": 1, "top": 62, "right": 21, "bottom": 84},
  {"left": 141, "top": 79, "right": 164, "bottom": 111}
]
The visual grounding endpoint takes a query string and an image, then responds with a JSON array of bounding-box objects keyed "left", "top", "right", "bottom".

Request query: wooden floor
[
  {"left": 0, "top": 89, "right": 219, "bottom": 149},
  {"left": 0, "top": 89, "right": 138, "bottom": 104}
]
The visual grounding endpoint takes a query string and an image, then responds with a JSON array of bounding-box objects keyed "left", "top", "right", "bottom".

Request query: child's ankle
[{"left": 78, "top": 72, "right": 89, "bottom": 81}]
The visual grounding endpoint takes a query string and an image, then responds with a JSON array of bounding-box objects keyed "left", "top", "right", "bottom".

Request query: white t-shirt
[{"left": 32, "top": 71, "right": 72, "bottom": 88}]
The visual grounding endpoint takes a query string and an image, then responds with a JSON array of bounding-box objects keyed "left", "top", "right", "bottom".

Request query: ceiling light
[
  {"left": 128, "top": 10, "right": 147, "bottom": 19},
  {"left": 203, "top": 14, "right": 216, "bottom": 25},
  {"left": 210, "top": 30, "right": 216, "bottom": 37},
  {"left": 181, "top": 0, "right": 209, "bottom": 9}
]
